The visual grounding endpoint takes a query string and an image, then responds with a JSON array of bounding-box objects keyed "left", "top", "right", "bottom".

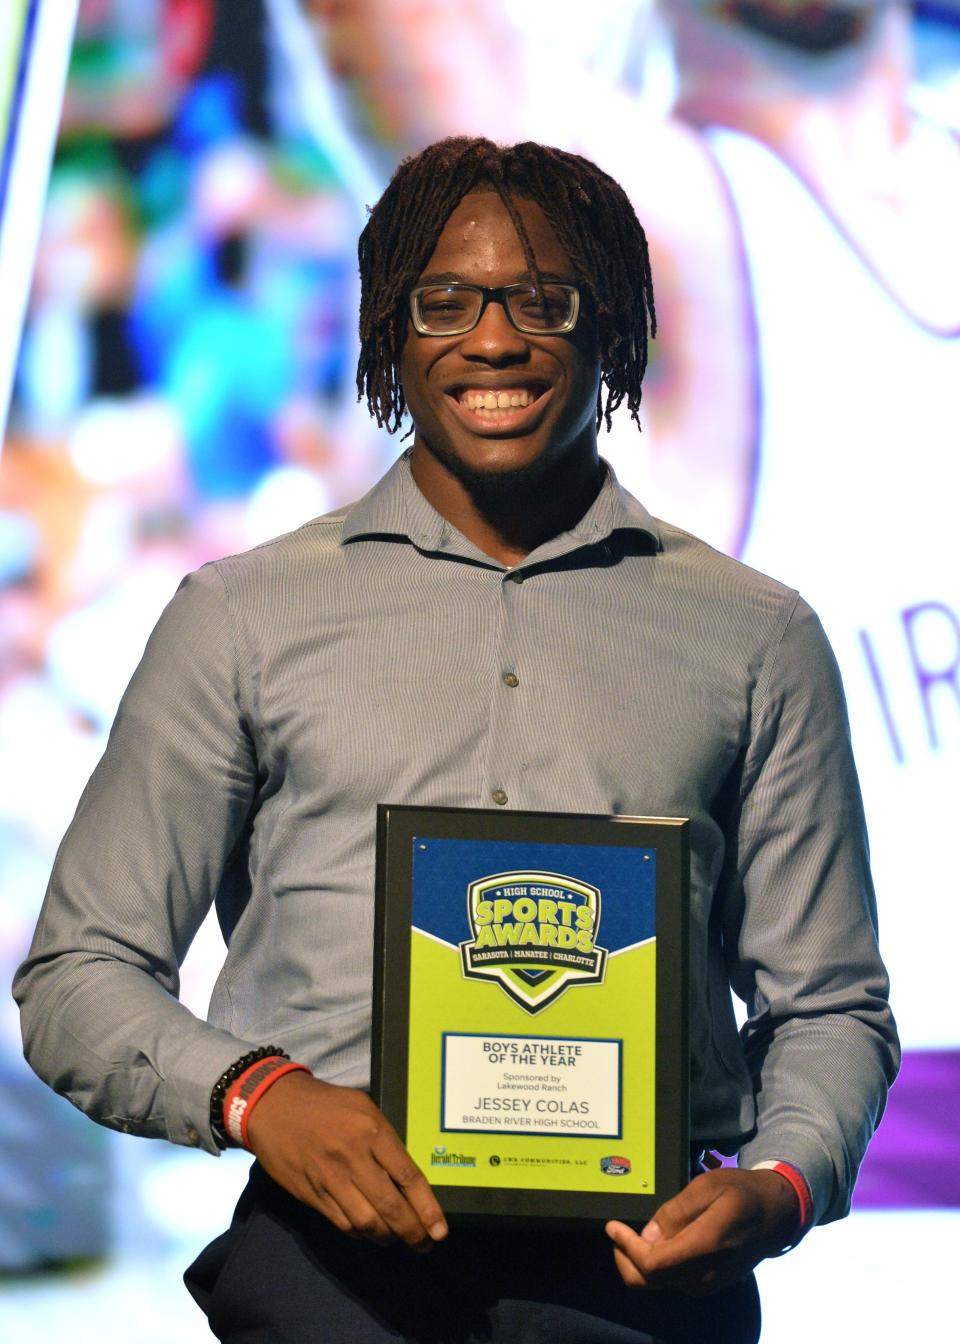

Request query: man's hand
[
  {"left": 605, "top": 1168, "right": 800, "bottom": 1296},
  {"left": 245, "top": 1070, "right": 449, "bottom": 1250}
]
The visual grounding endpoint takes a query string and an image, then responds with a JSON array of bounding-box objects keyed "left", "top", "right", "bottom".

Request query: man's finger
[
  {"left": 246, "top": 1075, "right": 449, "bottom": 1247},
  {"left": 607, "top": 1225, "right": 656, "bottom": 1288},
  {"left": 373, "top": 1130, "right": 449, "bottom": 1242},
  {"left": 298, "top": 1170, "right": 361, "bottom": 1238},
  {"left": 645, "top": 1173, "right": 720, "bottom": 1240},
  {"left": 314, "top": 1195, "right": 365, "bottom": 1240},
  {"left": 321, "top": 1167, "right": 398, "bottom": 1244},
  {"left": 337, "top": 1136, "right": 442, "bottom": 1248},
  {"left": 607, "top": 1225, "right": 720, "bottom": 1295},
  {"left": 611, "top": 1242, "right": 648, "bottom": 1289},
  {"left": 606, "top": 1198, "right": 737, "bottom": 1291},
  {"left": 632, "top": 1195, "right": 736, "bottom": 1275}
]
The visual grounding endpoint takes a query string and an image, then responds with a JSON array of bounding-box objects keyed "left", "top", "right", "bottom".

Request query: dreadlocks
[{"left": 357, "top": 137, "right": 656, "bottom": 435}]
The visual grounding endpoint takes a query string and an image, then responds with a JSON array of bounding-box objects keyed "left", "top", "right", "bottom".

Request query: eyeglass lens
[{"left": 415, "top": 285, "right": 575, "bottom": 333}]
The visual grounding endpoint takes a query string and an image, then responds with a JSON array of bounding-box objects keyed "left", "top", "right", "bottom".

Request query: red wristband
[
  {"left": 223, "top": 1055, "right": 310, "bottom": 1150},
  {"left": 766, "top": 1160, "right": 813, "bottom": 1235}
]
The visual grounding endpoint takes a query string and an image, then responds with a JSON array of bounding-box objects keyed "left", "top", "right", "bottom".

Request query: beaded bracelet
[{"left": 209, "top": 1045, "right": 289, "bottom": 1149}]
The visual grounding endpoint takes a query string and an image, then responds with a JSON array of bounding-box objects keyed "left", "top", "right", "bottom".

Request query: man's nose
[{"left": 459, "top": 299, "right": 528, "bottom": 361}]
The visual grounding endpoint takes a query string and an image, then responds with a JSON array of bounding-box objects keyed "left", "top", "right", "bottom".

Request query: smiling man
[
  {"left": 398, "top": 191, "right": 603, "bottom": 565},
  {"left": 15, "top": 138, "right": 897, "bottom": 1344}
]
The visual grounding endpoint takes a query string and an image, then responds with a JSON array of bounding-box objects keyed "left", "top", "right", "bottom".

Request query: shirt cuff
[{"left": 163, "top": 1027, "right": 262, "bottom": 1154}]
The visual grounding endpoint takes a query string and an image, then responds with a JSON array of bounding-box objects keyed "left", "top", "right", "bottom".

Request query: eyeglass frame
[{"left": 408, "top": 282, "right": 581, "bottom": 337}]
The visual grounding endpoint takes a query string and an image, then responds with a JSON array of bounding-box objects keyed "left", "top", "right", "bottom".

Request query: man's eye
[
  {"left": 423, "top": 300, "right": 467, "bottom": 315},
  {"left": 515, "top": 287, "right": 569, "bottom": 319},
  {"left": 518, "top": 301, "right": 567, "bottom": 324},
  {"left": 521, "top": 299, "right": 565, "bottom": 315}
]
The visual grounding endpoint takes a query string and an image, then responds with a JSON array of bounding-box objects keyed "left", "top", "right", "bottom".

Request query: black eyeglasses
[{"left": 409, "top": 282, "right": 580, "bottom": 336}]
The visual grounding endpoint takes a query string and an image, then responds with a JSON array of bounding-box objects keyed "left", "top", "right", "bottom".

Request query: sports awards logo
[{"left": 459, "top": 871, "right": 608, "bottom": 1013}]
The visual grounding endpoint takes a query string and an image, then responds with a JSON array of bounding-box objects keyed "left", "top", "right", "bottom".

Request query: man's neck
[{"left": 408, "top": 442, "right": 604, "bottom": 568}]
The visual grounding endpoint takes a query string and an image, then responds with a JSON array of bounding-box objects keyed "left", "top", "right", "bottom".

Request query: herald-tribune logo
[{"left": 459, "top": 871, "right": 608, "bottom": 1014}]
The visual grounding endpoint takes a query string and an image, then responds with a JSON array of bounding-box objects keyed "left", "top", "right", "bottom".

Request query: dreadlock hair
[{"left": 357, "top": 137, "right": 656, "bottom": 435}]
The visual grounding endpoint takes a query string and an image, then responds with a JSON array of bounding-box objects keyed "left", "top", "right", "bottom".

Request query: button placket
[{"left": 483, "top": 569, "right": 530, "bottom": 809}]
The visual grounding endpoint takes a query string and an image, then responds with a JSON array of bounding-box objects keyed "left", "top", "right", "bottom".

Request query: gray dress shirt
[{"left": 14, "top": 454, "right": 898, "bottom": 1226}]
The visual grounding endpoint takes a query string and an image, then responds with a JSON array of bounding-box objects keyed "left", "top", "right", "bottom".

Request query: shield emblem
[{"left": 459, "top": 870, "right": 608, "bottom": 1013}]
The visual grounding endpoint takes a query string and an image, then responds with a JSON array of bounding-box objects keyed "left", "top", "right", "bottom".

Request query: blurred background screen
[
  {"left": 0, "top": 0, "right": 79, "bottom": 436},
  {"left": 2, "top": 3, "right": 958, "bottom": 1340}
]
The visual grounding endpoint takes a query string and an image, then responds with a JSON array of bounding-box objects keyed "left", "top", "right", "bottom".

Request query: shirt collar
[{"left": 340, "top": 451, "right": 662, "bottom": 563}]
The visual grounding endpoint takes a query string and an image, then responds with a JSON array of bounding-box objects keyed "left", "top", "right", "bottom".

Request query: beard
[
  {"left": 419, "top": 433, "right": 576, "bottom": 509},
  {"left": 410, "top": 397, "right": 604, "bottom": 523}
]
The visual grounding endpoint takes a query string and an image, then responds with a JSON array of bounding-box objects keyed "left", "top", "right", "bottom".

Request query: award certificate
[{"left": 372, "top": 805, "right": 689, "bottom": 1222}]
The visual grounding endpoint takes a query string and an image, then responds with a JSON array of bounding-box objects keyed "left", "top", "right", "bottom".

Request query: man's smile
[{"left": 446, "top": 381, "right": 553, "bottom": 434}]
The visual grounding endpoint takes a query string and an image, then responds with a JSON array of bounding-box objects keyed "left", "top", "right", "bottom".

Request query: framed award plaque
[{"left": 371, "top": 804, "right": 689, "bottom": 1224}]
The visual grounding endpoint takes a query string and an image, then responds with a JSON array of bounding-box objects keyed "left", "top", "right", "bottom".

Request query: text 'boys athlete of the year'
[{"left": 16, "top": 137, "right": 897, "bottom": 1344}]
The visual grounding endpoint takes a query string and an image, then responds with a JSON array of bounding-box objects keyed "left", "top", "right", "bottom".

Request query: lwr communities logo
[{"left": 459, "top": 871, "right": 608, "bottom": 1013}]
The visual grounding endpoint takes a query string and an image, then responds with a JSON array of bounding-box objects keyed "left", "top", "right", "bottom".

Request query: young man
[
  {"left": 15, "top": 138, "right": 897, "bottom": 1343},
  {"left": 316, "top": 1, "right": 960, "bottom": 1055}
]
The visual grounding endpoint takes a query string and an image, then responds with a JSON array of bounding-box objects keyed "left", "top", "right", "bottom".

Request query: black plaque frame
[{"left": 372, "top": 804, "right": 689, "bottom": 1224}]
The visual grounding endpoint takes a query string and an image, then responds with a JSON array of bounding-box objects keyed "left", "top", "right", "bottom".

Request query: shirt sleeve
[
  {"left": 728, "top": 594, "right": 900, "bottom": 1226},
  {"left": 13, "top": 564, "right": 262, "bottom": 1154}
]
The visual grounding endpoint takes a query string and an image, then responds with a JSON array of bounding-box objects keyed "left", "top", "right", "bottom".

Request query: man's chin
[
  {"left": 457, "top": 459, "right": 554, "bottom": 505},
  {"left": 424, "top": 439, "right": 558, "bottom": 504}
]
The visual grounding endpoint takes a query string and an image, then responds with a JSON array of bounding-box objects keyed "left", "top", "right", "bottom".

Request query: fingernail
[
  {"left": 641, "top": 1220, "right": 662, "bottom": 1244},
  {"left": 429, "top": 1221, "right": 448, "bottom": 1240}
]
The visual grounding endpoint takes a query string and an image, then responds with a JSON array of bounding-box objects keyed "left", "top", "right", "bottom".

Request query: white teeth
[{"left": 460, "top": 389, "right": 537, "bottom": 412}]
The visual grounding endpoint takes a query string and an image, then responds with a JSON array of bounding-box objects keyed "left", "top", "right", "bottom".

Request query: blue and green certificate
[{"left": 372, "top": 806, "right": 689, "bottom": 1222}]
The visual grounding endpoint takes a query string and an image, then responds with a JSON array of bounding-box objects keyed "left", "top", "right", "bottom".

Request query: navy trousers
[{"left": 185, "top": 1164, "right": 761, "bottom": 1344}]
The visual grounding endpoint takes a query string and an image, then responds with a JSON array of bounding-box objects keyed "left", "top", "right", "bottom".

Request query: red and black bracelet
[
  {"left": 209, "top": 1045, "right": 308, "bottom": 1150},
  {"left": 222, "top": 1054, "right": 310, "bottom": 1150}
]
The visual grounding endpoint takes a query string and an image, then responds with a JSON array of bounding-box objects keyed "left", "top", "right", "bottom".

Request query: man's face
[{"left": 400, "top": 192, "right": 601, "bottom": 492}]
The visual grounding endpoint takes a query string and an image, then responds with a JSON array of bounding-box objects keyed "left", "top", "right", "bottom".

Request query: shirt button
[
  {"left": 491, "top": 789, "right": 508, "bottom": 806},
  {"left": 186, "top": 1125, "right": 200, "bottom": 1146},
  {"left": 508, "top": 570, "right": 525, "bottom": 584},
  {"left": 502, "top": 671, "right": 519, "bottom": 688}
]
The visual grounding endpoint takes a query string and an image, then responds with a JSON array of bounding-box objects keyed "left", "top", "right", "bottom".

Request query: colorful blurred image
[{"left": 2, "top": 2, "right": 958, "bottom": 1339}]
